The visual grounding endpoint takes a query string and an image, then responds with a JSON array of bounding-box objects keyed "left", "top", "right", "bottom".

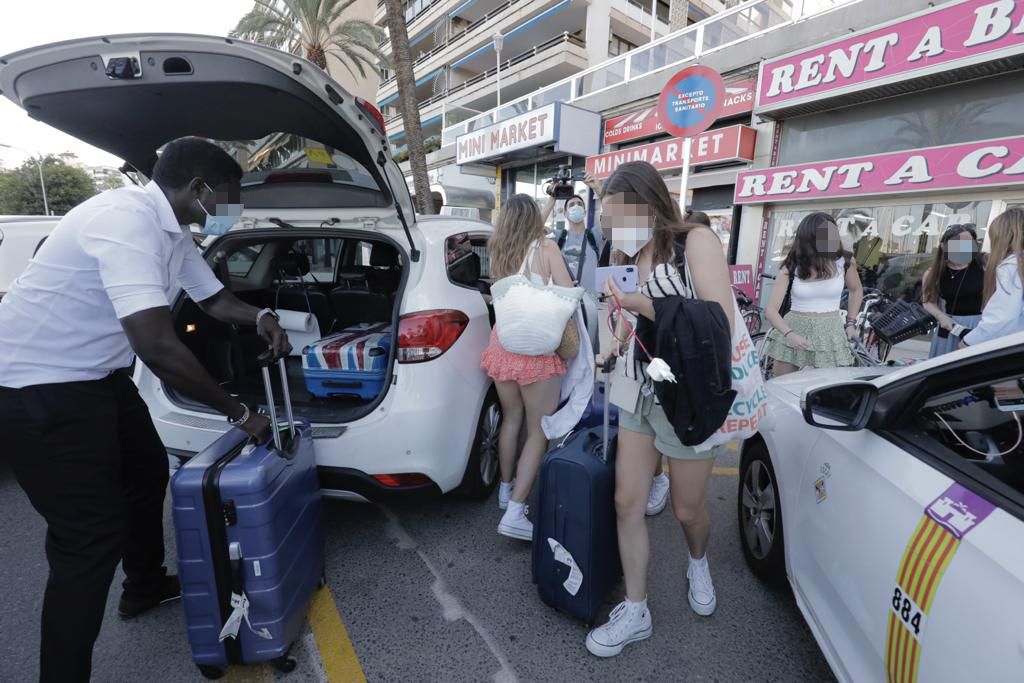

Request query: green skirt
[{"left": 766, "top": 312, "right": 853, "bottom": 369}]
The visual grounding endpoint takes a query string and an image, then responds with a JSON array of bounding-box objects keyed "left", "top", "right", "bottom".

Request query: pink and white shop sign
[
  {"left": 757, "top": 0, "right": 1024, "bottom": 113},
  {"left": 734, "top": 135, "right": 1024, "bottom": 204}
]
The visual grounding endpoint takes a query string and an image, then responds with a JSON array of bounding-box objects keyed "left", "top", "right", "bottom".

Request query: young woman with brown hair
[
  {"left": 585, "top": 161, "right": 735, "bottom": 657},
  {"left": 920, "top": 223, "right": 986, "bottom": 358},
  {"left": 480, "top": 194, "right": 575, "bottom": 541}
]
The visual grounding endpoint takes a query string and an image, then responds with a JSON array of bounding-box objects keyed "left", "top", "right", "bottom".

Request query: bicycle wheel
[
  {"left": 752, "top": 332, "right": 775, "bottom": 380},
  {"left": 743, "top": 309, "right": 762, "bottom": 336}
]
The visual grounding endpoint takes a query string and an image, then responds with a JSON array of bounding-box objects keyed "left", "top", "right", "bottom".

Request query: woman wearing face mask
[
  {"left": 763, "top": 212, "right": 862, "bottom": 377},
  {"left": 961, "top": 207, "right": 1024, "bottom": 348},
  {"left": 480, "top": 195, "right": 575, "bottom": 541},
  {"left": 584, "top": 162, "right": 735, "bottom": 658},
  {"left": 920, "top": 224, "right": 986, "bottom": 358}
]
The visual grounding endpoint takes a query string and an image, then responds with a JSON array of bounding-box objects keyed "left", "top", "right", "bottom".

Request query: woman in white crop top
[{"left": 764, "top": 212, "right": 864, "bottom": 376}]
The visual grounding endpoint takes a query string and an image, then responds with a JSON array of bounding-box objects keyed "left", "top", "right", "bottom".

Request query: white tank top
[{"left": 789, "top": 258, "right": 845, "bottom": 313}]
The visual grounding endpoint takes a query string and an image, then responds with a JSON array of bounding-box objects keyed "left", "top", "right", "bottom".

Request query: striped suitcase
[{"left": 301, "top": 323, "right": 392, "bottom": 400}]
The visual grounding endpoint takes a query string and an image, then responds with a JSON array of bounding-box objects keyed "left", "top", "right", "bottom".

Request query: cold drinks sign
[{"left": 757, "top": 0, "right": 1024, "bottom": 113}]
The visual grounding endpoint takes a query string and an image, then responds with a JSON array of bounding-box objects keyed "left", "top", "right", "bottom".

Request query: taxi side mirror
[{"left": 801, "top": 381, "right": 878, "bottom": 431}]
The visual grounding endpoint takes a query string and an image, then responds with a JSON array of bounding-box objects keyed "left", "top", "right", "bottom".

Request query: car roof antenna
[{"left": 377, "top": 151, "right": 420, "bottom": 263}]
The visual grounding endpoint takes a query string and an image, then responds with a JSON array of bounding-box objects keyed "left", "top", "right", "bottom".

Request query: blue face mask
[
  {"left": 196, "top": 183, "right": 243, "bottom": 235},
  {"left": 567, "top": 205, "right": 585, "bottom": 224}
]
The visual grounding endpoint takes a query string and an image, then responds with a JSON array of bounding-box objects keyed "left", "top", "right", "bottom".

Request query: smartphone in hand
[{"left": 595, "top": 265, "right": 639, "bottom": 294}]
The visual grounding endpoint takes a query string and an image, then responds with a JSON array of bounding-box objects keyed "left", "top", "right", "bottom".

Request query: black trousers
[{"left": 0, "top": 370, "right": 170, "bottom": 683}]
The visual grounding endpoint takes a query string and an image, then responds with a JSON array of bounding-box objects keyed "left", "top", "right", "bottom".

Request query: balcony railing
[
  {"left": 379, "top": 0, "right": 527, "bottom": 90},
  {"left": 441, "top": 0, "right": 860, "bottom": 146},
  {"left": 377, "top": 0, "right": 447, "bottom": 48},
  {"left": 612, "top": 0, "right": 670, "bottom": 32},
  {"left": 385, "top": 32, "right": 586, "bottom": 128}
]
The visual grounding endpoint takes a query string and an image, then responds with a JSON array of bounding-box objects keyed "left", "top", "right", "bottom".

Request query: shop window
[{"left": 760, "top": 200, "right": 993, "bottom": 305}]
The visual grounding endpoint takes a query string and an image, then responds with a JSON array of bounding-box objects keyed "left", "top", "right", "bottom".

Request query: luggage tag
[{"left": 218, "top": 591, "right": 273, "bottom": 642}]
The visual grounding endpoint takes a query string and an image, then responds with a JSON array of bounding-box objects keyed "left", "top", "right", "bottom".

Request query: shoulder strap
[
  {"left": 520, "top": 241, "right": 539, "bottom": 276},
  {"left": 585, "top": 228, "right": 600, "bottom": 255},
  {"left": 555, "top": 229, "right": 567, "bottom": 249}
]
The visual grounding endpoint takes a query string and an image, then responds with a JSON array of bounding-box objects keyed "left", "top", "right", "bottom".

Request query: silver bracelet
[
  {"left": 228, "top": 403, "right": 250, "bottom": 426},
  {"left": 256, "top": 307, "right": 278, "bottom": 329}
]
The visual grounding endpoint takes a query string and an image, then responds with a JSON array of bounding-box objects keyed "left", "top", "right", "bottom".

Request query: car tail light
[
  {"left": 398, "top": 310, "right": 469, "bottom": 363},
  {"left": 372, "top": 473, "right": 433, "bottom": 488},
  {"left": 355, "top": 97, "right": 387, "bottom": 136}
]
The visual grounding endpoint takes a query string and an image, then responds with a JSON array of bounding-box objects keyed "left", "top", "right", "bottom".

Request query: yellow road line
[
  {"left": 222, "top": 664, "right": 274, "bottom": 682},
  {"left": 308, "top": 585, "right": 367, "bottom": 683},
  {"left": 661, "top": 464, "right": 739, "bottom": 475}
]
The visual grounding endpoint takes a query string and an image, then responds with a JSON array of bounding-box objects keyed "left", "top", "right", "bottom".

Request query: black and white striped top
[{"left": 622, "top": 260, "right": 691, "bottom": 383}]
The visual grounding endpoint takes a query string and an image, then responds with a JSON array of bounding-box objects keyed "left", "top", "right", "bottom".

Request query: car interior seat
[
  {"left": 329, "top": 268, "right": 391, "bottom": 329},
  {"left": 273, "top": 251, "right": 333, "bottom": 335},
  {"left": 368, "top": 243, "right": 401, "bottom": 295}
]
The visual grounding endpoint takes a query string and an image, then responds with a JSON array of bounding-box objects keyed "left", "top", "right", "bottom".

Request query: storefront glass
[
  {"left": 761, "top": 199, "right": 994, "bottom": 305},
  {"left": 505, "top": 157, "right": 589, "bottom": 228}
]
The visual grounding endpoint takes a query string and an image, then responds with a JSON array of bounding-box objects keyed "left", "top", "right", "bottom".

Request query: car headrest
[
  {"left": 337, "top": 268, "right": 370, "bottom": 281},
  {"left": 448, "top": 251, "right": 481, "bottom": 284},
  {"left": 371, "top": 244, "right": 399, "bottom": 268},
  {"left": 274, "top": 251, "right": 311, "bottom": 278}
]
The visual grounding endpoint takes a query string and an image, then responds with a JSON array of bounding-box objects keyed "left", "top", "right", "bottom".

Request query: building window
[
  {"left": 656, "top": 0, "right": 670, "bottom": 23},
  {"left": 608, "top": 35, "right": 637, "bottom": 58}
]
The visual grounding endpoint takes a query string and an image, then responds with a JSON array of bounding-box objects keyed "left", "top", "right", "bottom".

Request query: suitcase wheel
[
  {"left": 198, "top": 665, "right": 225, "bottom": 680},
  {"left": 272, "top": 656, "right": 297, "bottom": 673}
]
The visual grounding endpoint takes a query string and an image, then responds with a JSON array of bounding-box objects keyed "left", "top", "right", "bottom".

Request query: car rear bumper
[{"left": 317, "top": 467, "right": 442, "bottom": 502}]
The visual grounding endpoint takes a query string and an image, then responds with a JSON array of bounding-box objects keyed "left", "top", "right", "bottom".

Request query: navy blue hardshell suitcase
[
  {"left": 171, "top": 359, "right": 324, "bottom": 679},
  {"left": 532, "top": 363, "right": 620, "bottom": 624},
  {"left": 576, "top": 379, "right": 618, "bottom": 431}
]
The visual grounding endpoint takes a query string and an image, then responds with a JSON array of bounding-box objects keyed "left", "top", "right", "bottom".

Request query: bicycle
[{"left": 733, "top": 285, "right": 762, "bottom": 336}]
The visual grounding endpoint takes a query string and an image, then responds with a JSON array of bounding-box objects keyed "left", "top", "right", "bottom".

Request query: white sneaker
[
  {"left": 585, "top": 599, "right": 653, "bottom": 657},
  {"left": 687, "top": 555, "right": 717, "bottom": 616},
  {"left": 498, "top": 501, "right": 533, "bottom": 541},
  {"left": 646, "top": 472, "right": 670, "bottom": 516},
  {"left": 498, "top": 481, "right": 514, "bottom": 511}
]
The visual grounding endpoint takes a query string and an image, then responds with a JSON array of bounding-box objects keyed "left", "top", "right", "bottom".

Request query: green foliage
[
  {"left": 0, "top": 156, "right": 97, "bottom": 216},
  {"left": 233, "top": 0, "right": 389, "bottom": 79}
]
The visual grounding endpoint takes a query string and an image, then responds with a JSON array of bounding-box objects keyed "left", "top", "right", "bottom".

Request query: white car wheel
[{"left": 454, "top": 391, "right": 501, "bottom": 499}]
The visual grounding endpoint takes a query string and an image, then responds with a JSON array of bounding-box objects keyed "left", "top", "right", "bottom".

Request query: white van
[{"left": 0, "top": 217, "right": 58, "bottom": 300}]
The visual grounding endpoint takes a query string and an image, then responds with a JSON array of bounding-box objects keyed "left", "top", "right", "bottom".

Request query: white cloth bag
[{"left": 492, "top": 242, "right": 584, "bottom": 356}]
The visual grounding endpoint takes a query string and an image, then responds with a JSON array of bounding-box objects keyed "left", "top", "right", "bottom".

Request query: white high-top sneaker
[
  {"left": 497, "top": 481, "right": 514, "bottom": 511},
  {"left": 497, "top": 500, "right": 533, "bottom": 541},
  {"left": 646, "top": 472, "right": 670, "bottom": 516},
  {"left": 585, "top": 599, "right": 653, "bottom": 657},
  {"left": 687, "top": 555, "right": 717, "bottom": 616}
]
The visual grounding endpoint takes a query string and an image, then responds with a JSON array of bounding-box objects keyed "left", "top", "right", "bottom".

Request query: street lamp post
[
  {"left": 493, "top": 33, "right": 504, "bottom": 113},
  {"left": 0, "top": 143, "right": 50, "bottom": 216}
]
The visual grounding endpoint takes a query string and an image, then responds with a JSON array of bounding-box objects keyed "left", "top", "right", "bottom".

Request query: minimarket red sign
[
  {"left": 587, "top": 125, "right": 756, "bottom": 180},
  {"left": 604, "top": 78, "right": 756, "bottom": 145}
]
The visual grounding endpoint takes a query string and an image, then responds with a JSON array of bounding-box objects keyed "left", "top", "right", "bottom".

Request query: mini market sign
[
  {"left": 734, "top": 135, "right": 1024, "bottom": 204},
  {"left": 757, "top": 0, "right": 1024, "bottom": 114}
]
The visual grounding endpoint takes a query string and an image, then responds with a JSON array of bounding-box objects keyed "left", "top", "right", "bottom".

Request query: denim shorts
[{"left": 618, "top": 391, "right": 720, "bottom": 461}]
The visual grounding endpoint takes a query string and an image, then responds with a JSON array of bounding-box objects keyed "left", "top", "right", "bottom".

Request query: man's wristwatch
[
  {"left": 228, "top": 403, "right": 250, "bottom": 426},
  {"left": 256, "top": 308, "right": 279, "bottom": 329}
]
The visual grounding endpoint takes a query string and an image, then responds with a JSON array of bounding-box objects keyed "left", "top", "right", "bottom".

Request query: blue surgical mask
[
  {"left": 196, "top": 182, "right": 243, "bottom": 235},
  {"left": 567, "top": 205, "right": 585, "bottom": 224}
]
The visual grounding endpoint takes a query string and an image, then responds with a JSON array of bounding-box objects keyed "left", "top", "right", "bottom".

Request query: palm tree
[
  {"left": 382, "top": 0, "right": 434, "bottom": 214},
  {"left": 233, "top": 0, "right": 386, "bottom": 80}
]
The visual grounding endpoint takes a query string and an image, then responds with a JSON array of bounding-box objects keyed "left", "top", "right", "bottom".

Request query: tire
[
  {"left": 751, "top": 332, "right": 775, "bottom": 380},
  {"left": 743, "top": 309, "right": 762, "bottom": 336},
  {"left": 738, "top": 441, "right": 786, "bottom": 587},
  {"left": 453, "top": 389, "right": 501, "bottom": 499}
]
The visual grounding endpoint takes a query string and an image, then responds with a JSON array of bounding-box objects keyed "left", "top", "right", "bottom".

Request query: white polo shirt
[{"left": 0, "top": 181, "right": 224, "bottom": 388}]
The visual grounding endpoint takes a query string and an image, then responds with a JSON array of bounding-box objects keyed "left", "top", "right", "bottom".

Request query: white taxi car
[
  {"left": 739, "top": 331, "right": 1024, "bottom": 682},
  {"left": 0, "top": 35, "right": 501, "bottom": 502}
]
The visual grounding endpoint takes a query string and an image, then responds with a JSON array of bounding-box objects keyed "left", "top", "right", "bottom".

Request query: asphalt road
[{"left": 0, "top": 447, "right": 835, "bottom": 682}]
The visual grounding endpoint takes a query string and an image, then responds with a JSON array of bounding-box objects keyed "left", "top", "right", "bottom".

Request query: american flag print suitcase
[{"left": 301, "top": 323, "right": 392, "bottom": 400}]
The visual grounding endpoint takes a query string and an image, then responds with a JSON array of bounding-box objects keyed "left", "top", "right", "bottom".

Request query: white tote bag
[{"left": 492, "top": 242, "right": 584, "bottom": 356}]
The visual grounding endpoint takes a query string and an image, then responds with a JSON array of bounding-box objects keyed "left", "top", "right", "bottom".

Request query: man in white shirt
[{"left": 0, "top": 138, "right": 291, "bottom": 683}]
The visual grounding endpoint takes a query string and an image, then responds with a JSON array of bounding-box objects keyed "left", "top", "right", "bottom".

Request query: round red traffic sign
[{"left": 657, "top": 65, "right": 725, "bottom": 138}]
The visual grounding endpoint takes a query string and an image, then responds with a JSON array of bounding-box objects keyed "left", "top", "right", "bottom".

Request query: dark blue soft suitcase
[
  {"left": 532, "top": 363, "right": 620, "bottom": 624},
  {"left": 171, "top": 359, "right": 324, "bottom": 680}
]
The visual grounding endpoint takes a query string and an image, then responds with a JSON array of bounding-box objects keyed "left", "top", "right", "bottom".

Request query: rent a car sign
[{"left": 757, "top": 0, "right": 1024, "bottom": 113}]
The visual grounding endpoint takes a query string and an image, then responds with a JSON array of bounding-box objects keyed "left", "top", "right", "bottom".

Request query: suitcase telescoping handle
[
  {"left": 258, "top": 353, "right": 296, "bottom": 453},
  {"left": 600, "top": 356, "right": 615, "bottom": 463}
]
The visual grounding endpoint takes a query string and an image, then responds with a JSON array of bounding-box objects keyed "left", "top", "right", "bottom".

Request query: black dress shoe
[{"left": 118, "top": 574, "right": 181, "bottom": 619}]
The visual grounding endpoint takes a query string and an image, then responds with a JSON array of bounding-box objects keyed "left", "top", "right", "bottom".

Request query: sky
[{"left": 0, "top": 0, "right": 254, "bottom": 169}]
